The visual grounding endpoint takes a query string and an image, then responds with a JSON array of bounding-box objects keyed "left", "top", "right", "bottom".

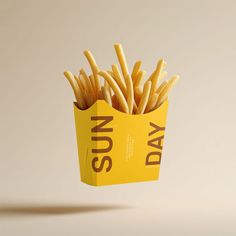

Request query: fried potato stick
[
  {"left": 134, "top": 70, "right": 146, "bottom": 87},
  {"left": 101, "top": 86, "right": 112, "bottom": 106},
  {"left": 145, "top": 93, "right": 158, "bottom": 113},
  {"left": 156, "top": 75, "right": 179, "bottom": 107},
  {"left": 98, "top": 71, "right": 129, "bottom": 113},
  {"left": 112, "top": 64, "right": 127, "bottom": 96},
  {"left": 134, "top": 86, "right": 142, "bottom": 105},
  {"left": 104, "top": 80, "right": 112, "bottom": 97},
  {"left": 83, "top": 50, "right": 101, "bottom": 97},
  {"left": 131, "top": 61, "right": 142, "bottom": 81},
  {"left": 79, "top": 72, "right": 94, "bottom": 106},
  {"left": 114, "top": 43, "right": 129, "bottom": 78},
  {"left": 89, "top": 74, "right": 96, "bottom": 93},
  {"left": 111, "top": 95, "right": 119, "bottom": 110},
  {"left": 125, "top": 74, "right": 134, "bottom": 114},
  {"left": 80, "top": 69, "right": 96, "bottom": 101},
  {"left": 156, "top": 80, "right": 168, "bottom": 94},
  {"left": 64, "top": 71, "right": 86, "bottom": 109},
  {"left": 136, "top": 81, "right": 152, "bottom": 114},
  {"left": 74, "top": 75, "right": 87, "bottom": 105},
  {"left": 149, "top": 59, "right": 166, "bottom": 97}
]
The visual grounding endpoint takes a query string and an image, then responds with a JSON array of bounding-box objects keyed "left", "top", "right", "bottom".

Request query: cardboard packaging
[{"left": 74, "top": 100, "right": 168, "bottom": 186}]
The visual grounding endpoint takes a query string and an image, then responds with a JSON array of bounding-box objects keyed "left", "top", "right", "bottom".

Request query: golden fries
[
  {"left": 131, "top": 61, "right": 142, "bottom": 80},
  {"left": 125, "top": 74, "right": 134, "bottom": 114},
  {"left": 64, "top": 71, "right": 86, "bottom": 109},
  {"left": 134, "top": 70, "right": 146, "bottom": 87},
  {"left": 89, "top": 75, "right": 96, "bottom": 93},
  {"left": 101, "top": 86, "right": 112, "bottom": 106},
  {"left": 114, "top": 44, "right": 129, "bottom": 78},
  {"left": 104, "top": 80, "right": 112, "bottom": 97},
  {"left": 145, "top": 93, "right": 158, "bottom": 113},
  {"left": 83, "top": 50, "right": 101, "bottom": 98},
  {"left": 149, "top": 59, "right": 166, "bottom": 97},
  {"left": 98, "top": 71, "right": 129, "bottom": 113},
  {"left": 134, "top": 86, "right": 142, "bottom": 106},
  {"left": 64, "top": 43, "right": 179, "bottom": 114},
  {"left": 111, "top": 64, "right": 127, "bottom": 97},
  {"left": 80, "top": 69, "right": 95, "bottom": 101},
  {"left": 156, "top": 75, "right": 179, "bottom": 107},
  {"left": 136, "top": 81, "right": 152, "bottom": 114},
  {"left": 156, "top": 80, "right": 168, "bottom": 94}
]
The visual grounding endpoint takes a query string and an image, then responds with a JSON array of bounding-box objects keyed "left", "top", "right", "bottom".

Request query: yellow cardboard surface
[{"left": 74, "top": 100, "right": 168, "bottom": 186}]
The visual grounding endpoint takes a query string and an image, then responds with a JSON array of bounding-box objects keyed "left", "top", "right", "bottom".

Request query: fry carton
[{"left": 74, "top": 99, "right": 168, "bottom": 186}]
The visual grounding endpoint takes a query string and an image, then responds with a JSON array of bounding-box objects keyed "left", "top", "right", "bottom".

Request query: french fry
[
  {"left": 65, "top": 43, "right": 179, "bottom": 114},
  {"left": 148, "top": 68, "right": 167, "bottom": 82},
  {"left": 111, "top": 94, "right": 119, "bottom": 110},
  {"left": 98, "top": 71, "right": 129, "bottom": 113},
  {"left": 125, "top": 74, "right": 134, "bottom": 114},
  {"left": 112, "top": 64, "right": 127, "bottom": 97},
  {"left": 64, "top": 71, "right": 86, "bottom": 109},
  {"left": 75, "top": 75, "right": 87, "bottom": 105},
  {"left": 104, "top": 80, "right": 112, "bottom": 97},
  {"left": 156, "top": 75, "right": 179, "bottom": 107},
  {"left": 89, "top": 74, "right": 96, "bottom": 93},
  {"left": 114, "top": 43, "right": 129, "bottom": 78},
  {"left": 101, "top": 86, "right": 112, "bottom": 106},
  {"left": 79, "top": 72, "right": 94, "bottom": 106},
  {"left": 107, "top": 70, "right": 115, "bottom": 78},
  {"left": 156, "top": 80, "right": 167, "bottom": 94},
  {"left": 76, "top": 75, "right": 92, "bottom": 107},
  {"left": 131, "top": 61, "right": 142, "bottom": 80},
  {"left": 80, "top": 69, "right": 96, "bottom": 101},
  {"left": 134, "top": 86, "right": 142, "bottom": 105},
  {"left": 136, "top": 81, "right": 152, "bottom": 114},
  {"left": 74, "top": 75, "right": 84, "bottom": 90},
  {"left": 156, "top": 94, "right": 168, "bottom": 108},
  {"left": 83, "top": 50, "right": 101, "bottom": 97},
  {"left": 145, "top": 93, "right": 158, "bottom": 112},
  {"left": 134, "top": 70, "right": 146, "bottom": 87},
  {"left": 149, "top": 59, "right": 166, "bottom": 97},
  {"left": 133, "top": 101, "right": 138, "bottom": 114}
]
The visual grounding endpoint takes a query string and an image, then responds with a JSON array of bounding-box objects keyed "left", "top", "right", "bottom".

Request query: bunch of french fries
[{"left": 64, "top": 43, "right": 179, "bottom": 114}]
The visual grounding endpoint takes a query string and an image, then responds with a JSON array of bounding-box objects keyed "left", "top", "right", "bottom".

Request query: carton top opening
[{"left": 74, "top": 99, "right": 168, "bottom": 117}]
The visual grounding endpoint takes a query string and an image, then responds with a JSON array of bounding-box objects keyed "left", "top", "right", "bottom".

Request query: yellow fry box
[{"left": 74, "top": 100, "right": 168, "bottom": 186}]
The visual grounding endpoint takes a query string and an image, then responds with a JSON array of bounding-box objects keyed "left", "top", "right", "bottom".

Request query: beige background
[{"left": 0, "top": 0, "right": 236, "bottom": 235}]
